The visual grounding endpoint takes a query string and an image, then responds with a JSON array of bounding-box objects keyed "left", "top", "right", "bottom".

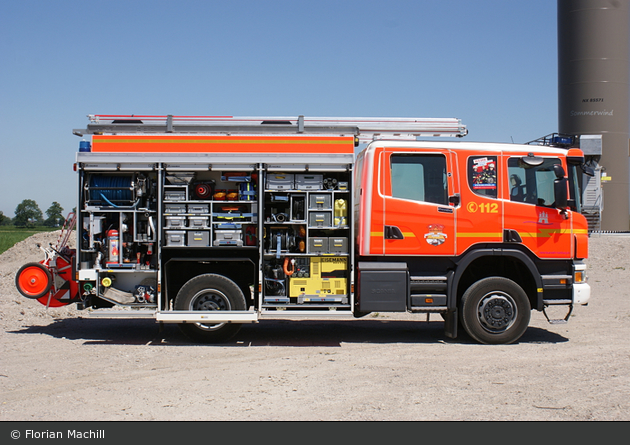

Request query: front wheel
[
  {"left": 460, "top": 277, "right": 531, "bottom": 345},
  {"left": 174, "top": 274, "right": 246, "bottom": 343}
]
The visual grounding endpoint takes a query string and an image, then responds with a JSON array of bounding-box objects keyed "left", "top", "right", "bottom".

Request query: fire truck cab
[{"left": 355, "top": 140, "right": 590, "bottom": 344}]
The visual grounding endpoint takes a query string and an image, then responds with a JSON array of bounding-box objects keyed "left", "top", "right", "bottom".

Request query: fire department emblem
[
  {"left": 425, "top": 224, "right": 447, "bottom": 246},
  {"left": 538, "top": 211, "right": 549, "bottom": 224}
]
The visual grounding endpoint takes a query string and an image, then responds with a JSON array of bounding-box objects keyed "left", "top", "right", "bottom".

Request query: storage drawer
[
  {"left": 309, "top": 194, "right": 332, "bottom": 210},
  {"left": 308, "top": 237, "right": 329, "bottom": 253},
  {"left": 188, "top": 216, "right": 209, "bottom": 228},
  {"left": 165, "top": 203, "right": 187, "bottom": 214},
  {"left": 213, "top": 230, "right": 244, "bottom": 247},
  {"left": 188, "top": 230, "right": 210, "bottom": 247},
  {"left": 296, "top": 174, "right": 323, "bottom": 190},
  {"left": 164, "top": 188, "right": 187, "bottom": 201},
  {"left": 165, "top": 216, "right": 186, "bottom": 228},
  {"left": 165, "top": 230, "right": 186, "bottom": 246},
  {"left": 266, "top": 173, "right": 294, "bottom": 190},
  {"left": 309, "top": 211, "right": 332, "bottom": 227},
  {"left": 187, "top": 204, "right": 209, "bottom": 214},
  {"left": 329, "top": 237, "right": 348, "bottom": 254}
]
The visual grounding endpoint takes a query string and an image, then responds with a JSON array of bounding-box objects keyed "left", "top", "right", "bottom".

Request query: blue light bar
[{"left": 552, "top": 136, "right": 573, "bottom": 146}]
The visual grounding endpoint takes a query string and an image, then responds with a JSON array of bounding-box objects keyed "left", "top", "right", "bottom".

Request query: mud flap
[{"left": 443, "top": 309, "right": 458, "bottom": 338}]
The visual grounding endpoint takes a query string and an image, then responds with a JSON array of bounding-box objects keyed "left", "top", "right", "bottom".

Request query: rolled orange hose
[{"left": 283, "top": 257, "right": 294, "bottom": 276}]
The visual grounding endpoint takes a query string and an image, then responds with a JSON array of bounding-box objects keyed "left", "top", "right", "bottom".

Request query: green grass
[{"left": 0, "top": 226, "right": 59, "bottom": 255}]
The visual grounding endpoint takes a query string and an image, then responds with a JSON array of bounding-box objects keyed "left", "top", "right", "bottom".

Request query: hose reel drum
[{"left": 85, "top": 173, "right": 150, "bottom": 208}]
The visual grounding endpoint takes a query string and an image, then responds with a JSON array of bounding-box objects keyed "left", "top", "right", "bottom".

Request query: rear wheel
[
  {"left": 16, "top": 262, "right": 53, "bottom": 299},
  {"left": 174, "top": 274, "right": 246, "bottom": 343},
  {"left": 460, "top": 277, "right": 531, "bottom": 345}
]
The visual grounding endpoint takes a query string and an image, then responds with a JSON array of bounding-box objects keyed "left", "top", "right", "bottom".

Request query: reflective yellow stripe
[{"left": 519, "top": 228, "right": 571, "bottom": 238}]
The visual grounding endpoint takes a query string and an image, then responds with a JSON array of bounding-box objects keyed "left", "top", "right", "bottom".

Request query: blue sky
[{"left": 0, "top": 0, "right": 558, "bottom": 218}]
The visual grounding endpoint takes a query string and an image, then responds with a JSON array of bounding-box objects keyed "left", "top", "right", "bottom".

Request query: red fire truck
[{"left": 15, "top": 115, "right": 591, "bottom": 344}]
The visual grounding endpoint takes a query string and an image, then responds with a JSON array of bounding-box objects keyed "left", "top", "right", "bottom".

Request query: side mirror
[
  {"left": 521, "top": 153, "right": 544, "bottom": 166},
  {"left": 554, "top": 178, "right": 568, "bottom": 211},
  {"left": 582, "top": 165, "right": 595, "bottom": 177},
  {"left": 553, "top": 164, "right": 566, "bottom": 179},
  {"left": 553, "top": 164, "right": 568, "bottom": 217},
  {"left": 448, "top": 194, "right": 460, "bottom": 206}
]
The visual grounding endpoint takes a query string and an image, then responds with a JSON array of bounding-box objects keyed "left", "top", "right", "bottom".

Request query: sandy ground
[{"left": 0, "top": 231, "right": 629, "bottom": 421}]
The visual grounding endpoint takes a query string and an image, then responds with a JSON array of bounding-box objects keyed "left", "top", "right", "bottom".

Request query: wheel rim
[
  {"left": 189, "top": 289, "right": 231, "bottom": 331},
  {"left": 18, "top": 265, "right": 51, "bottom": 297},
  {"left": 476, "top": 291, "right": 518, "bottom": 334}
]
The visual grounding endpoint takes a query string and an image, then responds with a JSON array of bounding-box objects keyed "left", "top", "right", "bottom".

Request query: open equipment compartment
[
  {"left": 77, "top": 164, "right": 160, "bottom": 309},
  {"left": 162, "top": 168, "right": 259, "bottom": 249},
  {"left": 261, "top": 165, "right": 352, "bottom": 311}
]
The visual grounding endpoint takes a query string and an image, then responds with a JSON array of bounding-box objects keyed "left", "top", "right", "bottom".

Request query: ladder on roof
[{"left": 73, "top": 114, "right": 467, "bottom": 142}]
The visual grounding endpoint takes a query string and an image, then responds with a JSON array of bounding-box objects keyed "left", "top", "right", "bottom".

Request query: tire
[
  {"left": 16, "top": 262, "right": 53, "bottom": 299},
  {"left": 174, "top": 274, "right": 246, "bottom": 343},
  {"left": 459, "top": 277, "right": 531, "bottom": 345}
]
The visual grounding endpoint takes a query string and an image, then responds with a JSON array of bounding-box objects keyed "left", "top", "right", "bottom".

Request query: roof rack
[{"left": 73, "top": 114, "right": 467, "bottom": 142}]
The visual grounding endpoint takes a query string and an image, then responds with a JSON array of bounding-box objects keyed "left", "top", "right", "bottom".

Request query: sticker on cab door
[{"left": 425, "top": 224, "right": 448, "bottom": 246}]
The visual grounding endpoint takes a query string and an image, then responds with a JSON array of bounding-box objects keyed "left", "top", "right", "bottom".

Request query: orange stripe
[{"left": 91, "top": 135, "right": 355, "bottom": 154}]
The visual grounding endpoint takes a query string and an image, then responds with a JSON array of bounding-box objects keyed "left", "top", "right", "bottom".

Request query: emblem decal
[
  {"left": 538, "top": 211, "right": 549, "bottom": 224},
  {"left": 425, "top": 224, "right": 447, "bottom": 246}
]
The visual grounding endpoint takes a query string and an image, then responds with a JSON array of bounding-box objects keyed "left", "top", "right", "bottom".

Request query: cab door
[
  {"left": 455, "top": 153, "right": 503, "bottom": 253},
  {"left": 381, "top": 149, "right": 457, "bottom": 256},
  {"left": 504, "top": 155, "right": 574, "bottom": 259}
]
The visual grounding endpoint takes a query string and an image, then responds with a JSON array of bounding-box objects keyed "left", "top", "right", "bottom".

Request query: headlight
[{"left": 573, "top": 263, "right": 587, "bottom": 284}]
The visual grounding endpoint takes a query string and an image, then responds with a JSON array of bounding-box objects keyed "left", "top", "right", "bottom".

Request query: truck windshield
[{"left": 508, "top": 157, "right": 562, "bottom": 207}]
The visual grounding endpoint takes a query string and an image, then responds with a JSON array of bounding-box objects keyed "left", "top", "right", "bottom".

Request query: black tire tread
[
  {"left": 174, "top": 274, "right": 246, "bottom": 343},
  {"left": 460, "top": 277, "right": 531, "bottom": 345}
]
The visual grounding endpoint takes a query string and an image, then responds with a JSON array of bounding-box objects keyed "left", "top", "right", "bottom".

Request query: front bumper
[
  {"left": 573, "top": 282, "right": 591, "bottom": 305},
  {"left": 573, "top": 261, "right": 590, "bottom": 305}
]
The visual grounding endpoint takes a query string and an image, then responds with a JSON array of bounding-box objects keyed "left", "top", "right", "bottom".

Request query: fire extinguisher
[{"left": 106, "top": 229, "right": 119, "bottom": 266}]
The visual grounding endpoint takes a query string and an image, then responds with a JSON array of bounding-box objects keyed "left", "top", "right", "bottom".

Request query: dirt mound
[{"left": 0, "top": 231, "right": 80, "bottom": 330}]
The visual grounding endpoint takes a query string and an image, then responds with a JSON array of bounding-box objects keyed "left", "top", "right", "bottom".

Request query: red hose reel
[{"left": 15, "top": 252, "right": 78, "bottom": 308}]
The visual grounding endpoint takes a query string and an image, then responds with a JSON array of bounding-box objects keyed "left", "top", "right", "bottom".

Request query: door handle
[{"left": 385, "top": 225, "right": 404, "bottom": 240}]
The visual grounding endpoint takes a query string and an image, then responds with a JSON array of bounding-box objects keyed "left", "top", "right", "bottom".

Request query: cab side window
[
  {"left": 390, "top": 154, "right": 448, "bottom": 205},
  {"left": 508, "top": 157, "right": 561, "bottom": 206}
]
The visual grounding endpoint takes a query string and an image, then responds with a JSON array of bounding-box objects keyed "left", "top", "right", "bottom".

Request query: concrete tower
[{"left": 558, "top": 0, "right": 630, "bottom": 231}]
